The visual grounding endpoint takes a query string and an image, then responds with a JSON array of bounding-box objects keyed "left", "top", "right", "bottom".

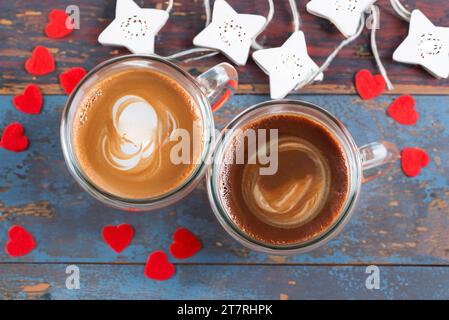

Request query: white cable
[
  {"left": 370, "top": 5, "right": 394, "bottom": 90},
  {"left": 183, "top": 51, "right": 220, "bottom": 63},
  {"left": 289, "top": 0, "right": 301, "bottom": 32},
  {"left": 165, "top": 47, "right": 219, "bottom": 61},
  {"left": 205, "top": 0, "right": 212, "bottom": 26},
  {"left": 390, "top": 0, "right": 411, "bottom": 22},
  {"left": 252, "top": 0, "right": 275, "bottom": 50},
  {"left": 298, "top": 7, "right": 394, "bottom": 90},
  {"left": 252, "top": 0, "right": 300, "bottom": 50},
  {"left": 164, "top": 0, "right": 219, "bottom": 62},
  {"left": 165, "top": 0, "right": 174, "bottom": 13},
  {"left": 297, "top": 15, "right": 366, "bottom": 89}
]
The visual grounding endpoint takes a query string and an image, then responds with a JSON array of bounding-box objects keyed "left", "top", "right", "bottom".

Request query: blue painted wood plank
[
  {"left": 1, "top": 264, "right": 449, "bottom": 300},
  {"left": 0, "top": 95, "right": 449, "bottom": 264}
]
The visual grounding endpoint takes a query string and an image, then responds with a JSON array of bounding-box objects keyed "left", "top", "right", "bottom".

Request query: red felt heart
[
  {"left": 401, "top": 148, "right": 430, "bottom": 177},
  {"left": 102, "top": 224, "right": 134, "bottom": 254},
  {"left": 169, "top": 227, "right": 202, "bottom": 259},
  {"left": 45, "top": 9, "right": 74, "bottom": 39},
  {"left": 144, "top": 251, "right": 175, "bottom": 281},
  {"left": 355, "top": 69, "right": 386, "bottom": 100},
  {"left": 25, "top": 46, "right": 55, "bottom": 76},
  {"left": 59, "top": 67, "right": 87, "bottom": 94},
  {"left": 6, "top": 225, "right": 36, "bottom": 257},
  {"left": 13, "top": 84, "right": 43, "bottom": 114},
  {"left": 387, "top": 95, "right": 419, "bottom": 125},
  {"left": 0, "top": 123, "right": 29, "bottom": 152}
]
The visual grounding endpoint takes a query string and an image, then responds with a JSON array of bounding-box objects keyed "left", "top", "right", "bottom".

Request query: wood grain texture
[
  {"left": 2, "top": 0, "right": 449, "bottom": 300},
  {"left": 2, "top": 264, "right": 449, "bottom": 299},
  {"left": 1, "top": 0, "right": 449, "bottom": 95},
  {"left": 1, "top": 94, "right": 448, "bottom": 265}
]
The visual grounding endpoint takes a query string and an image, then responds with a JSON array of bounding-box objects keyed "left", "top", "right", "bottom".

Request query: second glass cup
[{"left": 207, "top": 100, "right": 398, "bottom": 254}]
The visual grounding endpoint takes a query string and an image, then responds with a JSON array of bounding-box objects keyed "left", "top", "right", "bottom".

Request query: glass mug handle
[
  {"left": 359, "top": 141, "right": 399, "bottom": 183},
  {"left": 196, "top": 63, "right": 238, "bottom": 112}
]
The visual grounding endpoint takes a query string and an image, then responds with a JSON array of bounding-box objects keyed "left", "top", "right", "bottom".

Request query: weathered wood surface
[
  {"left": 2, "top": 0, "right": 449, "bottom": 300},
  {"left": 1, "top": 94, "right": 448, "bottom": 266},
  {"left": 2, "top": 264, "right": 449, "bottom": 300},
  {"left": 1, "top": 0, "right": 449, "bottom": 95}
]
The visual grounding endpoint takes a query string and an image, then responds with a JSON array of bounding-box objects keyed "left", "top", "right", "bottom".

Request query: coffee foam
[
  {"left": 102, "top": 94, "right": 177, "bottom": 174},
  {"left": 73, "top": 68, "right": 204, "bottom": 199}
]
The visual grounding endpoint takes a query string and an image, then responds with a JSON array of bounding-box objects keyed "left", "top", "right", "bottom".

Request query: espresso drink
[
  {"left": 219, "top": 113, "right": 350, "bottom": 245},
  {"left": 73, "top": 68, "right": 203, "bottom": 199}
]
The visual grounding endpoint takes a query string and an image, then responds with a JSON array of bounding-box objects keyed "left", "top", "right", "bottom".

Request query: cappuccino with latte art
[{"left": 73, "top": 68, "right": 204, "bottom": 199}]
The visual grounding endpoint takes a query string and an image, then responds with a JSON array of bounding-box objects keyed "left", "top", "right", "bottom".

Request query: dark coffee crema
[{"left": 218, "top": 113, "right": 350, "bottom": 246}]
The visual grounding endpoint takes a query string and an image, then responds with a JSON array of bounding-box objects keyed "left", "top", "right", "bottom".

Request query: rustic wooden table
[{"left": 1, "top": 0, "right": 449, "bottom": 300}]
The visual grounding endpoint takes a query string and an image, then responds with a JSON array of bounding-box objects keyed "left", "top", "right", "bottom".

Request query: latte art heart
[
  {"left": 102, "top": 95, "right": 177, "bottom": 173},
  {"left": 73, "top": 68, "right": 203, "bottom": 199}
]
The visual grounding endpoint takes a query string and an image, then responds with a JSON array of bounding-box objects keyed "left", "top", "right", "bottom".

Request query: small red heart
[
  {"left": 6, "top": 225, "right": 36, "bottom": 257},
  {"left": 144, "top": 251, "right": 175, "bottom": 281},
  {"left": 1, "top": 123, "right": 29, "bottom": 152},
  {"left": 102, "top": 224, "right": 134, "bottom": 253},
  {"left": 169, "top": 227, "right": 202, "bottom": 259},
  {"left": 387, "top": 95, "right": 419, "bottom": 125},
  {"left": 355, "top": 69, "right": 386, "bottom": 100},
  {"left": 401, "top": 148, "right": 430, "bottom": 177},
  {"left": 45, "top": 9, "right": 74, "bottom": 39},
  {"left": 13, "top": 84, "right": 43, "bottom": 115},
  {"left": 59, "top": 67, "right": 87, "bottom": 94},
  {"left": 25, "top": 46, "right": 55, "bottom": 76}
]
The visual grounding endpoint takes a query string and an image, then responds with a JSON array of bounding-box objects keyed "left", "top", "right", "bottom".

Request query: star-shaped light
[
  {"left": 252, "top": 31, "right": 324, "bottom": 100},
  {"left": 98, "top": 0, "right": 169, "bottom": 54},
  {"left": 307, "top": 0, "right": 376, "bottom": 37},
  {"left": 193, "top": 0, "right": 266, "bottom": 66},
  {"left": 393, "top": 10, "right": 449, "bottom": 79}
]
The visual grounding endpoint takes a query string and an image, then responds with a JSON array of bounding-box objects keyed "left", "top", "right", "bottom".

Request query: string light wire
[
  {"left": 165, "top": 0, "right": 174, "bottom": 13},
  {"left": 297, "top": 15, "right": 366, "bottom": 88},
  {"left": 289, "top": 0, "right": 301, "bottom": 32},
  {"left": 370, "top": 5, "right": 394, "bottom": 90},
  {"left": 390, "top": 0, "right": 412, "bottom": 22},
  {"left": 296, "top": 3, "right": 393, "bottom": 90},
  {"left": 252, "top": 0, "right": 275, "bottom": 50}
]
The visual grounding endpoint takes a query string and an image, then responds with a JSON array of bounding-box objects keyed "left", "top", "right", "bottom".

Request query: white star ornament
[
  {"left": 393, "top": 10, "right": 449, "bottom": 79},
  {"left": 193, "top": 0, "right": 267, "bottom": 66},
  {"left": 252, "top": 31, "right": 324, "bottom": 100},
  {"left": 98, "top": 0, "right": 169, "bottom": 54},
  {"left": 306, "top": 0, "right": 376, "bottom": 37}
]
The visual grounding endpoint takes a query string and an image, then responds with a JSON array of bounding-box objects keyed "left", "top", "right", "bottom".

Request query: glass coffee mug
[
  {"left": 206, "top": 100, "right": 398, "bottom": 255},
  {"left": 61, "top": 54, "right": 238, "bottom": 211}
]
